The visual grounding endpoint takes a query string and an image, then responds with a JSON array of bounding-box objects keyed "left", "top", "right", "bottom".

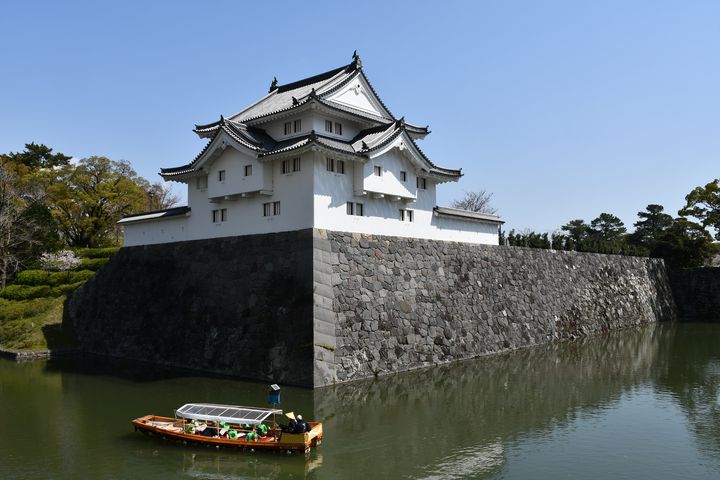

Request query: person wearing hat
[
  {"left": 282, "top": 412, "right": 298, "bottom": 433},
  {"left": 293, "top": 414, "right": 310, "bottom": 434}
]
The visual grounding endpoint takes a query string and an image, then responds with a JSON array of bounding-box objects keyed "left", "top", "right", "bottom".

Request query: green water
[{"left": 1, "top": 323, "right": 719, "bottom": 479}]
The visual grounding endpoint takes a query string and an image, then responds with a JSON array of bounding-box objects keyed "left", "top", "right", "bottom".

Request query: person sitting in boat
[
  {"left": 293, "top": 414, "right": 311, "bottom": 434},
  {"left": 201, "top": 421, "right": 217, "bottom": 437},
  {"left": 246, "top": 426, "right": 259, "bottom": 441},
  {"left": 282, "top": 412, "right": 298, "bottom": 433}
]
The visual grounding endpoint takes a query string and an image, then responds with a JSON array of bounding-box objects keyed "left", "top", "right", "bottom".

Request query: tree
[
  {"left": 589, "top": 213, "right": 626, "bottom": 242},
  {"left": 679, "top": 179, "right": 720, "bottom": 240},
  {"left": 0, "top": 163, "right": 44, "bottom": 288},
  {"left": 44, "top": 157, "right": 149, "bottom": 247},
  {"left": 633, "top": 204, "right": 673, "bottom": 244},
  {"left": 1, "top": 142, "right": 71, "bottom": 169},
  {"left": 561, "top": 219, "right": 590, "bottom": 245},
  {"left": 653, "top": 217, "right": 715, "bottom": 268},
  {"left": 451, "top": 190, "right": 497, "bottom": 215},
  {"left": 145, "top": 181, "right": 180, "bottom": 211}
]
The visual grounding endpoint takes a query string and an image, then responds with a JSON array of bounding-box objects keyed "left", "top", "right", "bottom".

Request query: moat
[{"left": 1, "top": 322, "right": 719, "bottom": 479}]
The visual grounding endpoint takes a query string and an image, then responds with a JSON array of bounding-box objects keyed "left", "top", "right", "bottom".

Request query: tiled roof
[
  {"left": 163, "top": 120, "right": 460, "bottom": 180},
  {"left": 433, "top": 206, "right": 504, "bottom": 224},
  {"left": 257, "top": 132, "right": 360, "bottom": 158},
  {"left": 217, "top": 54, "right": 400, "bottom": 126},
  {"left": 118, "top": 206, "right": 191, "bottom": 224},
  {"left": 352, "top": 120, "right": 461, "bottom": 178},
  {"left": 163, "top": 54, "right": 457, "bottom": 180}
]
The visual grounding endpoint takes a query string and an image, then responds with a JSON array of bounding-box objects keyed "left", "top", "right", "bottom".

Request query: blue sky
[{"left": 1, "top": 0, "right": 718, "bottom": 233}]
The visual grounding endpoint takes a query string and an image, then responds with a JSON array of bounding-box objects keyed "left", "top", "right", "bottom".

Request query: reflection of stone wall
[
  {"left": 65, "top": 230, "right": 315, "bottom": 387},
  {"left": 669, "top": 267, "right": 720, "bottom": 321},
  {"left": 311, "top": 325, "right": 665, "bottom": 479},
  {"left": 318, "top": 230, "right": 677, "bottom": 385}
]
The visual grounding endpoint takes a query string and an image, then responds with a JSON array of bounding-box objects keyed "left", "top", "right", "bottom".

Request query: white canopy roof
[{"left": 175, "top": 403, "right": 282, "bottom": 425}]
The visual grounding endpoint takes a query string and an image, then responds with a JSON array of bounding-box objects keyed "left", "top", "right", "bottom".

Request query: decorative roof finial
[
  {"left": 309, "top": 130, "right": 317, "bottom": 141},
  {"left": 308, "top": 87, "right": 317, "bottom": 99},
  {"left": 361, "top": 141, "right": 369, "bottom": 150},
  {"left": 351, "top": 50, "right": 362, "bottom": 69},
  {"left": 269, "top": 76, "right": 278, "bottom": 93},
  {"left": 292, "top": 96, "right": 298, "bottom": 105}
]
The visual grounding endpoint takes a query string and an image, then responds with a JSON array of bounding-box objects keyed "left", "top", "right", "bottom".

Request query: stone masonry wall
[
  {"left": 66, "top": 228, "right": 679, "bottom": 388},
  {"left": 669, "top": 267, "right": 720, "bottom": 321},
  {"left": 315, "top": 230, "right": 677, "bottom": 385},
  {"left": 65, "top": 230, "right": 316, "bottom": 387}
]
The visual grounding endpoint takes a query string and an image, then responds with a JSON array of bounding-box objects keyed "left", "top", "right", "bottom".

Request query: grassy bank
[{"left": 0, "top": 248, "right": 117, "bottom": 351}]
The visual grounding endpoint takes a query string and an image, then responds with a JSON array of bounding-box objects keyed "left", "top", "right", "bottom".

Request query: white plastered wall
[
  {"left": 312, "top": 149, "right": 499, "bottom": 245},
  {"left": 122, "top": 148, "right": 315, "bottom": 246}
]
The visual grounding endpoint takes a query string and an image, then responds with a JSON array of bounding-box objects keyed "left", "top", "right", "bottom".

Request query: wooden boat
[{"left": 132, "top": 403, "right": 323, "bottom": 454}]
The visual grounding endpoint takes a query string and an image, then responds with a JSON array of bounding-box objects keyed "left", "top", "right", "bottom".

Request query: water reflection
[
  {"left": 2, "top": 323, "right": 720, "bottom": 479},
  {"left": 310, "top": 324, "right": 666, "bottom": 479},
  {"left": 176, "top": 451, "right": 323, "bottom": 479},
  {"left": 655, "top": 323, "right": 720, "bottom": 462}
]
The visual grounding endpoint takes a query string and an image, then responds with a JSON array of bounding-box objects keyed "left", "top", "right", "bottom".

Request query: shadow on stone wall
[
  {"left": 64, "top": 230, "right": 316, "bottom": 387},
  {"left": 669, "top": 267, "right": 720, "bottom": 322}
]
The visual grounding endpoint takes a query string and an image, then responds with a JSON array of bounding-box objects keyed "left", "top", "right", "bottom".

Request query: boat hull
[{"left": 131, "top": 415, "right": 323, "bottom": 453}]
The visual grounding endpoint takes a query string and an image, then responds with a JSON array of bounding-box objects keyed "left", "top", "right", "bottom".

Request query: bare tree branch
[{"left": 451, "top": 190, "right": 498, "bottom": 215}]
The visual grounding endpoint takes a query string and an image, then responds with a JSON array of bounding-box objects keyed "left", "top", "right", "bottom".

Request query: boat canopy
[{"left": 175, "top": 403, "right": 283, "bottom": 425}]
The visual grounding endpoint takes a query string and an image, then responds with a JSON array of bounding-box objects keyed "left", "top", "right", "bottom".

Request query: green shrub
[
  {"left": 74, "top": 247, "right": 119, "bottom": 259},
  {"left": 0, "top": 285, "right": 52, "bottom": 301},
  {"left": 69, "top": 270, "right": 95, "bottom": 283},
  {"left": 0, "top": 297, "right": 59, "bottom": 322},
  {"left": 0, "top": 296, "right": 68, "bottom": 350},
  {"left": 13, "top": 270, "right": 51, "bottom": 286},
  {"left": 50, "top": 281, "right": 84, "bottom": 296},
  {"left": 47, "top": 271, "right": 73, "bottom": 286},
  {"left": 78, "top": 257, "right": 109, "bottom": 271}
]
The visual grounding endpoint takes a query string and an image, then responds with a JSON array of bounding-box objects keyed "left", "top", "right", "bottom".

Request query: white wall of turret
[{"left": 122, "top": 112, "right": 499, "bottom": 247}]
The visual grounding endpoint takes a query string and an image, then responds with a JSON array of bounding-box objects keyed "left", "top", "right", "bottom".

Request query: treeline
[
  {"left": 502, "top": 181, "right": 720, "bottom": 269},
  {"left": 0, "top": 143, "right": 178, "bottom": 288}
]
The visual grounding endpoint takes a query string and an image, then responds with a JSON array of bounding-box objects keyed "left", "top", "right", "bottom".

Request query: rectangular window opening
[
  {"left": 335, "top": 122, "right": 342, "bottom": 135},
  {"left": 337, "top": 160, "right": 345, "bottom": 174},
  {"left": 326, "top": 157, "right": 335, "bottom": 172},
  {"left": 273, "top": 201, "right": 281, "bottom": 215},
  {"left": 284, "top": 122, "right": 291, "bottom": 135},
  {"left": 293, "top": 157, "right": 301, "bottom": 172},
  {"left": 400, "top": 171, "right": 407, "bottom": 182},
  {"left": 355, "top": 203, "right": 364, "bottom": 216},
  {"left": 346, "top": 201, "right": 354, "bottom": 215},
  {"left": 374, "top": 165, "right": 382, "bottom": 177},
  {"left": 244, "top": 165, "right": 252, "bottom": 176},
  {"left": 417, "top": 177, "right": 426, "bottom": 189},
  {"left": 294, "top": 119, "right": 302, "bottom": 133},
  {"left": 325, "top": 120, "right": 333, "bottom": 133},
  {"left": 221, "top": 208, "right": 227, "bottom": 222},
  {"left": 282, "top": 159, "right": 291, "bottom": 174},
  {"left": 218, "top": 170, "right": 226, "bottom": 182}
]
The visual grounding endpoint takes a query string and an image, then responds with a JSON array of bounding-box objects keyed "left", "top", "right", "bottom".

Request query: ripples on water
[{"left": 1, "top": 323, "right": 719, "bottom": 479}]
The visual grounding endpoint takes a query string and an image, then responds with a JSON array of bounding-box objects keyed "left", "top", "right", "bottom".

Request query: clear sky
[{"left": 1, "top": 0, "right": 718, "bottom": 233}]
